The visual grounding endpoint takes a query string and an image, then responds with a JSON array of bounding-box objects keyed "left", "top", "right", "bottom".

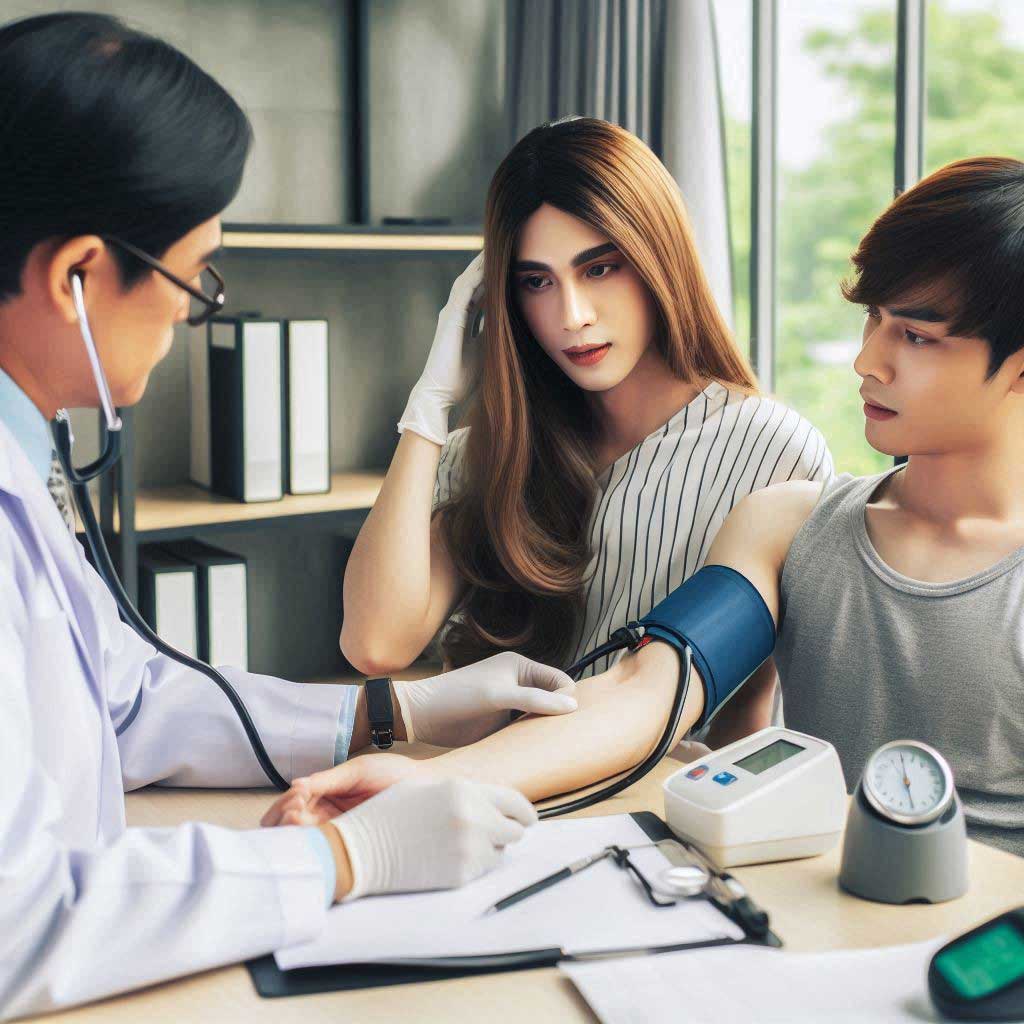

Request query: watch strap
[{"left": 365, "top": 677, "right": 395, "bottom": 750}]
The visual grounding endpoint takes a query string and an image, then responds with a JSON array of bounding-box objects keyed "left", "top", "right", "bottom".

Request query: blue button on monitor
[{"left": 713, "top": 771, "right": 737, "bottom": 786}]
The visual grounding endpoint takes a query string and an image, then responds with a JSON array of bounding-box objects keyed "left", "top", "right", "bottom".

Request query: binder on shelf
[
  {"left": 208, "top": 316, "right": 285, "bottom": 503},
  {"left": 284, "top": 319, "right": 331, "bottom": 495},
  {"left": 188, "top": 326, "right": 212, "bottom": 489},
  {"left": 137, "top": 545, "right": 199, "bottom": 659},
  {"left": 162, "top": 539, "right": 249, "bottom": 671}
]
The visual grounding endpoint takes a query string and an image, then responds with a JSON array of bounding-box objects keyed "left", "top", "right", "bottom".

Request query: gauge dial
[{"left": 863, "top": 740, "right": 954, "bottom": 826}]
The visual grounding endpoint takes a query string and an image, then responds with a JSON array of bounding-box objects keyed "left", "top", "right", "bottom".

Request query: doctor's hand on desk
[
  {"left": 293, "top": 778, "right": 537, "bottom": 900},
  {"left": 260, "top": 652, "right": 576, "bottom": 824}
]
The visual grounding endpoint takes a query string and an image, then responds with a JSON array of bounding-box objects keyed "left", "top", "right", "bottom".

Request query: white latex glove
[
  {"left": 397, "top": 250, "right": 484, "bottom": 445},
  {"left": 393, "top": 651, "right": 578, "bottom": 747},
  {"left": 330, "top": 777, "right": 537, "bottom": 899}
]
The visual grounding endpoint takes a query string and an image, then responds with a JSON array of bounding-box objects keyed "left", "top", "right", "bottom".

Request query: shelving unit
[
  {"left": 222, "top": 223, "right": 484, "bottom": 253},
  {"left": 101, "top": 229, "right": 481, "bottom": 616},
  {"left": 122, "top": 472, "right": 385, "bottom": 542},
  {"left": 79, "top": 0, "right": 502, "bottom": 682}
]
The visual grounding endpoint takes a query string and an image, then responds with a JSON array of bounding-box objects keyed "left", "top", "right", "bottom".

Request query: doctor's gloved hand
[
  {"left": 397, "top": 250, "right": 484, "bottom": 445},
  {"left": 328, "top": 777, "right": 537, "bottom": 899},
  {"left": 394, "top": 651, "right": 577, "bottom": 747}
]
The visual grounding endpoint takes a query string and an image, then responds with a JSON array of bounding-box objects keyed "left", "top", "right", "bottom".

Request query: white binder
[
  {"left": 137, "top": 546, "right": 199, "bottom": 659},
  {"left": 163, "top": 539, "right": 249, "bottom": 671},
  {"left": 285, "top": 319, "right": 331, "bottom": 494},
  {"left": 208, "top": 318, "right": 284, "bottom": 503}
]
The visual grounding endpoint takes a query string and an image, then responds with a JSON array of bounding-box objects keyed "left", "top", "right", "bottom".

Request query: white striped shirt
[{"left": 434, "top": 380, "right": 833, "bottom": 677}]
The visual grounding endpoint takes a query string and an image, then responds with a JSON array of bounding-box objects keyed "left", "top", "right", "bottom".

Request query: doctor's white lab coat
[{"left": 0, "top": 422, "right": 348, "bottom": 1019}]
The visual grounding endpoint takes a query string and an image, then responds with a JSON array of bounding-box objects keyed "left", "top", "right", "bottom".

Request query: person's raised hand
[{"left": 397, "top": 250, "right": 484, "bottom": 445}]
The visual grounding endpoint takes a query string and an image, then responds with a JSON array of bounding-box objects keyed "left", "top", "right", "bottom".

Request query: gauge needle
[{"left": 900, "top": 753, "right": 914, "bottom": 809}]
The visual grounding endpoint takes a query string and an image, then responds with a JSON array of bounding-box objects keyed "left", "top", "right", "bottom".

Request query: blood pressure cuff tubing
[{"left": 637, "top": 564, "right": 776, "bottom": 729}]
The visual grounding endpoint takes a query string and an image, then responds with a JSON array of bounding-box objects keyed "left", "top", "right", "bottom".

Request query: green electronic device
[{"left": 928, "top": 908, "right": 1024, "bottom": 1021}]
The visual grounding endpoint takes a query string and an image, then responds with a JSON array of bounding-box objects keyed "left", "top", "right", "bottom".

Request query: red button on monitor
[{"left": 686, "top": 765, "right": 709, "bottom": 780}]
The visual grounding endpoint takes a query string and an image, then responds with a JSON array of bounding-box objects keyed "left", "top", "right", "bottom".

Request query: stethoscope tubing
[
  {"left": 56, "top": 271, "right": 690, "bottom": 808},
  {"left": 59, "top": 449, "right": 291, "bottom": 791},
  {"left": 61, "top": 443, "right": 691, "bottom": 808}
]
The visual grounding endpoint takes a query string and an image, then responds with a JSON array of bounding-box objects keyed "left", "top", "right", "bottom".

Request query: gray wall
[
  {"left": 3, "top": 0, "right": 356, "bottom": 223},
  {"left": 365, "top": 0, "right": 506, "bottom": 223}
]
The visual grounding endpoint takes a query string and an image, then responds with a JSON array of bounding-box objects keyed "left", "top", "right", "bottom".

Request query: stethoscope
[
  {"left": 54, "top": 271, "right": 291, "bottom": 790},
  {"left": 55, "top": 271, "right": 694, "bottom": 814}
]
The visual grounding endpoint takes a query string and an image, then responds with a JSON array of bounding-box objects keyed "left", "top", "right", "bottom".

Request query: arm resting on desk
[
  {"left": 457, "top": 480, "right": 818, "bottom": 796},
  {"left": 268, "top": 481, "right": 818, "bottom": 818},
  {"left": 430, "top": 641, "right": 704, "bottom": 801},
  {"left": 267, "top": 641, "right": 704, "bottom": 818}
]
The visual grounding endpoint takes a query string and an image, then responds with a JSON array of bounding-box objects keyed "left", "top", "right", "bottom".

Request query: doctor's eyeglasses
[{"left": 101, "top": 235, "right": 226, "bottom": 327}]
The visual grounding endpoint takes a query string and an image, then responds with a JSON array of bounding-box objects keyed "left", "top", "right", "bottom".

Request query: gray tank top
[{"left": 775, "top": 466, "right": 1024, "bottom": 857}]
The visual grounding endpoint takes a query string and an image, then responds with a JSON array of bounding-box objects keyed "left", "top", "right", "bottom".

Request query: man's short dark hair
[
  {"left": 0, "top": 12, "right": 252, "bottom": 301},
  {"left": 843, "top": 156, "right": 1024, "bottom": 377}
]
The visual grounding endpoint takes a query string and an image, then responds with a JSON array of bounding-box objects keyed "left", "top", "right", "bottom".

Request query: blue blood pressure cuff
[{"left": 636, "top": 565, "right": 776, "bottom": 729}]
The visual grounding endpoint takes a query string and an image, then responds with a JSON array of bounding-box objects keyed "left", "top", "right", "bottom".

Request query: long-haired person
[{"left": 342, "top": 118, "right": 833, "bottom": 710}]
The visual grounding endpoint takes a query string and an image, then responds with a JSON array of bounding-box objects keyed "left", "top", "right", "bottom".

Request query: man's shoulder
[{"left": 736, "top": 477, "right": 823, "bottom": 521}]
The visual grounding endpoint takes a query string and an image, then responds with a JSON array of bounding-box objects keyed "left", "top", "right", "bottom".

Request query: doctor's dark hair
[
  {"left": 436, "top": 116, "right": 758, "bottom": 671},
  {"left": 843, "top": 156, "right": 1024, "bottom": 378},
  {"left": 0, "top": 12, "right": 252, "bottom": 302}
]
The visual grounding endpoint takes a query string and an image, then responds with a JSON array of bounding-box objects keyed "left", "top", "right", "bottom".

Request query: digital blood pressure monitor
[{"left": 663, "top": 727, "right": 846, "bottom": 867}]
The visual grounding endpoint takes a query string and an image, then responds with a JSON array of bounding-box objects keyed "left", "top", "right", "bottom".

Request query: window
[
  {"left": 713, "top": 0, "right": 753, "bottom": 355},
  {"left": 715, "top": 1, "right": 1020, "bottom": 477},
  {"left": 774, "top": 1, "right": 896, "bottom": 477},
  {"left": 925, "top": 0, "right": 1024, "bottom": 171}
]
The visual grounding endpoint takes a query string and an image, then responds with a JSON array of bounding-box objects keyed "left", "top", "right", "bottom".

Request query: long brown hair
[{"left": 438, "top": 117, "right": 758, "bottom": 669}]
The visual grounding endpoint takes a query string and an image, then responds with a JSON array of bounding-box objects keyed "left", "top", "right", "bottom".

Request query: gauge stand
[{"left": 840, "top": 784, "right": 968, "bottom": 904}]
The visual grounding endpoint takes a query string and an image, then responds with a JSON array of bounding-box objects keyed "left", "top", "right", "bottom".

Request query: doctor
[{"left": 0, "top": 12, "right": 578, "bottom": 1020}]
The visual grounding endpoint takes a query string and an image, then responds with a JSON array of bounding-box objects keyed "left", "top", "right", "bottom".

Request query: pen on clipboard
[{"left": 483, "top": 847, "right": 614, "bottom": 915}]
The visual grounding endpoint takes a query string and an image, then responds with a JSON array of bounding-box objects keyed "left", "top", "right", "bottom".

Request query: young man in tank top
[{"left": 702, "top": 156, "right": 1024, "bottom": 857}]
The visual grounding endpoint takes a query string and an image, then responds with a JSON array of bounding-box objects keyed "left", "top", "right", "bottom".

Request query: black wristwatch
[{"left": 365, "top": 677, "right": 395, "bottom": 750}]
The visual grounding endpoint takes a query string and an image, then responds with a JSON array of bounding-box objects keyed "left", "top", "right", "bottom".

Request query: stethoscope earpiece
[{"left": 67, "top": 269, "right": 122, "bottom": 436}]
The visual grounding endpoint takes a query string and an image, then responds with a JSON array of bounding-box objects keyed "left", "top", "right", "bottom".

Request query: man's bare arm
[
  {"left": 425, "top": 480, "right": 821, "bottom": 800},
  {"left": 429, "top": 641, "right": 704, "bottom": 801},
  {"left": 282, "top": 481, "right": 825, "bottom": 818},
  {"left": 704, "top": 657, "right": 779, "bottom": 749}
]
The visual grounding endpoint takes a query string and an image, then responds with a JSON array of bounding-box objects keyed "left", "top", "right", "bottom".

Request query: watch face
[{"left": 863, "top": 740, "right": 954, "bottom": 826}]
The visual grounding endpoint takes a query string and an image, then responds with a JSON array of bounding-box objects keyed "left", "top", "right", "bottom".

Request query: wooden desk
[{"left": 30, "top": 759, "right": 1024, "bottom": 1023}]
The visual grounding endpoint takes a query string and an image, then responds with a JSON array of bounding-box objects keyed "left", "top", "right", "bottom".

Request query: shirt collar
[{"left": 0, "top": 367, "right": 53, "bottom": 484}]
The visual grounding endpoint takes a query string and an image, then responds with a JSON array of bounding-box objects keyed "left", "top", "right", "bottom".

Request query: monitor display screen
[
  {"left": 734, "top": 738, "right": 805, "bottom": 776},
  {"left": 935, "top": 922, "right": 1024, "bottom": 1000}
]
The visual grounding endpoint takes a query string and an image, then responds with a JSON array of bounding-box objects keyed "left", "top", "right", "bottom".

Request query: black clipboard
[{"left": 247, "top": 811, "right": 782, "bottom": 998}]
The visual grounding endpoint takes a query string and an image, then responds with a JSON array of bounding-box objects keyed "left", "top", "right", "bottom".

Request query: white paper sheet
[
  {"left": 561, "top": 938, "right": 993, "bottom": 1024},
  {"left": 276, "top": 814, "right": 743, "bottom": 970}
]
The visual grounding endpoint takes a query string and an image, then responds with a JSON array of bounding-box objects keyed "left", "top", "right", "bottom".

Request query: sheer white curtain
[{"left": 505, "top": 0, "right": 734, "bottom": 326}]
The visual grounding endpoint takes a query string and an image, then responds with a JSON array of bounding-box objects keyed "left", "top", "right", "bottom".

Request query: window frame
[{"left": 748, "top": 0, "right": 924, "bottom": 456}]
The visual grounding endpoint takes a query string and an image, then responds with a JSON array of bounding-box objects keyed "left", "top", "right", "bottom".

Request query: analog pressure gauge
[{"left": 862, "top": 740, "right": 955, "bottom": 827}]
